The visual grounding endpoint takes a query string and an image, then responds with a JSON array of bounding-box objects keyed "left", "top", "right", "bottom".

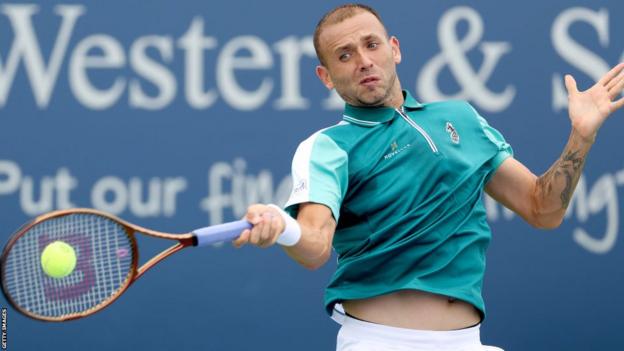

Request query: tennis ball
[{"left": 40, "top": 241, "right": 77, "bottom": 279}]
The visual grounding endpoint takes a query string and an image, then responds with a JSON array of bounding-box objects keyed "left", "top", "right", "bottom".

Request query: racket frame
[{"left": 1, "top": 208, "right": 196, "bottom": 322}]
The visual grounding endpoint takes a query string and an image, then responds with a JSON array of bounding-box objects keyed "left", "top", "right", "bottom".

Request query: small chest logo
[
  {"left": 445, "top": 122, "right": 460, "bottom": 144},
  {"left": 384, "top": 141, "right": 411, "bottom": 160}
]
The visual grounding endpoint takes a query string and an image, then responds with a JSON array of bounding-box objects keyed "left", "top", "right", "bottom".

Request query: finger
[
  {"left": 260, "top": 215, "right": 281, "bottom": 248},
  {"left": 258, "top": 212, "right": 274, "bottom": 246},
  {"left": 245, "top": 204, "right": 269, "bottom": 224},
  {"left": 608, "top": 73, "right": 624, "bottom": 99},
  {"left": 612, "top": 97, "right": 624, "bottom": 111},
  {"left": 245, "top": 211, "right": 262, "bottom": 225},
  {"left": 565, "top": 74, "right": 578, "bottom": 94},
  {"left": 599, "top": 62, "right": 624, "bottom": 86},
  {"left": 606, "top": 70, "right": 624, "bottom": 90},
  {"left": 232, "top": 229, "right": 251, "bottom": 248},
  {"left": 249, "top": 221, "right": 263, "bottom": 245}
]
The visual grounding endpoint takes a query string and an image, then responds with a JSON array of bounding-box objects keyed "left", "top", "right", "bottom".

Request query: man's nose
[{"left": 357, "top": 51, "right": 373, "bottom": 71}]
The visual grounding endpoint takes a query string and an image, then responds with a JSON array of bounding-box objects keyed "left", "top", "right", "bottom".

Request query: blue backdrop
[{"left": 1, "top": 1, "right": 623, "bottom": 350}]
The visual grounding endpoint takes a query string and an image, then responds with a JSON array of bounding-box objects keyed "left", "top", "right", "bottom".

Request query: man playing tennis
[{"left": 233, "top": 4, "right": 624, "bottom": 350}]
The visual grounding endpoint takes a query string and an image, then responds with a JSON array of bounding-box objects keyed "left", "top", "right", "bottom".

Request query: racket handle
[{"left": 192, "top": 220, "right": 252, "bottom": 246}]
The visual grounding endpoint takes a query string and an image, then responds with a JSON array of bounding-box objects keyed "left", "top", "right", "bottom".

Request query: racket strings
[{"left": 2, "top": 214, "right": 135, "bottom": 319}]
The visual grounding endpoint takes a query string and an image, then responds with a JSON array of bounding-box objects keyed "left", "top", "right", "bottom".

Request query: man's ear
[
  {"left": 316, "top": 65, "right": 334, "bottom": 90},
  {"left": 390, "top": 36, "right": 401, "bottom": 64}
]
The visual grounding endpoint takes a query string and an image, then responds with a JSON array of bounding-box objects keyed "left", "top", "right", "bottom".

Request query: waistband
[{"left": 338, "top": 313, "right": 482, "bottom": 349}]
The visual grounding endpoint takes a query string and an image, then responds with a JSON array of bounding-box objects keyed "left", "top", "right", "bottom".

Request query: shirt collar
[{"left": 342, "top": 90, "right": 424, "bottom": 127}]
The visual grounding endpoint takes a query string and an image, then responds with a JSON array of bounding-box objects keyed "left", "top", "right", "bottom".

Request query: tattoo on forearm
[
  {"left": 560, "top": 150, "right": 585, "bottom": 207},
  {"left": 539, "top": 149, "right": 586, "bottom": 209}
]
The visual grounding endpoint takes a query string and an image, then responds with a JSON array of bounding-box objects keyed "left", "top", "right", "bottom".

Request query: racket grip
[{"left": 192, "top": 220, "right": 252, "bottom": 246}]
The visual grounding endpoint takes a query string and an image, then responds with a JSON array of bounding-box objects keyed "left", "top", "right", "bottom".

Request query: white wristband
[{"left": 267, "top": 204, "right": 301, "bottom": 246}]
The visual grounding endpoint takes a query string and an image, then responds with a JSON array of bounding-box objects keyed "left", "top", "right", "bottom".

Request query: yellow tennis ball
[{"left": 40, "top": 241, "right": 77, "bottom": 279}]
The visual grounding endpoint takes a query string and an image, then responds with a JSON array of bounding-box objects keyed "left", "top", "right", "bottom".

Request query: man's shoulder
[
  {"left": 296, "top": 121, "right": 353, "bottom": 151},
  {"left": 301, "top": 121, "right": 357, "bottom": 145}
]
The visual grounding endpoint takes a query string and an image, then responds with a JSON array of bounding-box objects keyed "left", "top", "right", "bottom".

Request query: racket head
[{"left": 0, "top": 209, "right": 139, "bottom": 322}]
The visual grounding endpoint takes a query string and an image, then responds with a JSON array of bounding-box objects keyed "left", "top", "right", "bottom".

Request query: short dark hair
[{"left": 313, "top": 4, "right": 386, "bottom": 66}]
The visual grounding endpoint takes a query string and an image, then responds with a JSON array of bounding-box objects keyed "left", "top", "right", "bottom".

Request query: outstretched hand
[{"left": 565, "top": 62, "right": 624, "bottom": 142}]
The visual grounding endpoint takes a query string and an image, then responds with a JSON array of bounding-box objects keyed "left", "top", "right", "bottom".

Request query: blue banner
[{"left": 1, "top": 1, "right": 623, "bottom": 350}]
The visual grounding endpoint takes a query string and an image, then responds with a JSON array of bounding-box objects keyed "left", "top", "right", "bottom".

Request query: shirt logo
[
  {"left": 293, "top": 179, "right": 307, "bottom": 193},
  {"left": 445, "top": 122, "right": 460, "bottom": 144},
  {"left": 384, "top": 141, "right": 411, "bottom": 160}
]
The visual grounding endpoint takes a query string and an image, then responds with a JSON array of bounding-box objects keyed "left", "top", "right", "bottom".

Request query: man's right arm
[
  {"left": 284, "top": 203, "right": 336, "bottom": 270},
  {"left": 233, "top": 202, "right": 336, "bottom": 270}
]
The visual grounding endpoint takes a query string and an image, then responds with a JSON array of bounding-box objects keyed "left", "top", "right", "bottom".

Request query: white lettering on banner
[
  {"left": 417, "top": 6, "right": 515, "bottom": 113},
  {"left": 19, "top": 176, "right": 54, "bottom": 214},
  {"left": 216, "top": 36, "right": 274, "bottom": 111},
  {"left": 177, "top": 17, "right": 218, "bottom": 109},
  {"left": 551, "top": 8, "right": 615, "bottom": 112},
  {"left": 69, "top": 35, "right": 126, "bottom": 110},
  {"left": 1, "top": 159, "right": 623, "bottom": 253},
  {"left": 91, "top": 176, "right": 127, "bottom": 214},
  {"left": 0, "top": 161, "right": 190, "bottom": 217},
  {"left": 0, "top": 160, "right": 21, "bottom": 195},
  {"left": 0, "top": 4, "right": 83, "bottom": 108},
  {"left": 21, "top": 168, "right": 77, "bottom": 215},
  {"left": 569, "top": 174, "right": 620, "bottom": 254},
  {"left": 273, "top": 36, "right": 315, "bottom": 110},
  {"left": 0, "top": 4, "right": 339, "bottom": 111},
  {"left": 129, "top": 36, "right": 177, "bottom": 110},
  {"left": 2, "top": 4, "right": 621, "bottom": 112},
  {"left": 90, "top": 176, "right": 187, "bottom": 216},
  {"left": 0, "top": 160, "right": 77, "bottom": 215},
  {"left": 199, "top": 158, "right": 292, "bottom": 225}
]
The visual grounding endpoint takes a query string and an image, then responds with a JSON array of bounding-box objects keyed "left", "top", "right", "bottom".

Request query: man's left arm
[{"left": 486, "top": 63, "right": 624, "bottom": 229}]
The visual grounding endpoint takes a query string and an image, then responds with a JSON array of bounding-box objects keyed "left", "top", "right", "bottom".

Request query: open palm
[{"left": 565, "top": 63, "right": 624, "bottom": 142}]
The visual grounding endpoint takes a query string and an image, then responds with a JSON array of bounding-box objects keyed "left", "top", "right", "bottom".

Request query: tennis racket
[{"left": 0, "top": 208, "right": 252, "bottom": 322}]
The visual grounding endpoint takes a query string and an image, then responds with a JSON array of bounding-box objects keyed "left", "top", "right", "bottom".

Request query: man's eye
[
  {"left": 368, "top": 42, "right": 378, "bottom": 49},
  {"left": 339, "top": 53, "right": 351, "bottom": 61}
]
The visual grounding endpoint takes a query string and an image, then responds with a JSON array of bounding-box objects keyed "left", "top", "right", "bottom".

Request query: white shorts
[{"left": 336, "top": 314, "right": 504, "bottom": 351}]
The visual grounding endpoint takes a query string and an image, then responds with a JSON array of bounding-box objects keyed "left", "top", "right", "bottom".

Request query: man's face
[{"left": 316, "top": 11, "right": 402, "bottom": 107}]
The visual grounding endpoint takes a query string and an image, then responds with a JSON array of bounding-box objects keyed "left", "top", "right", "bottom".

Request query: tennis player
[{"left": 233, "top": 4, "right": 624, "bottom": 350}]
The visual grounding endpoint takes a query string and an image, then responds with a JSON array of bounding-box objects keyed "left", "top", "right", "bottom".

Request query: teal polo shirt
[{"left": 284, "top": 91, "right": 512, "bottom": 318}]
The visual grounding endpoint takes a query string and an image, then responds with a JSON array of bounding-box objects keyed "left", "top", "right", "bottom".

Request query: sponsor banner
[{"left": 1, "top": 1, "right": 623, "bottom": 350}]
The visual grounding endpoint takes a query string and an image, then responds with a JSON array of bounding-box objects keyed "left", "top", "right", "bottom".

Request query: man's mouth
[{"left": 359, "top": 76, "right": 380, "bottom": 86}]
